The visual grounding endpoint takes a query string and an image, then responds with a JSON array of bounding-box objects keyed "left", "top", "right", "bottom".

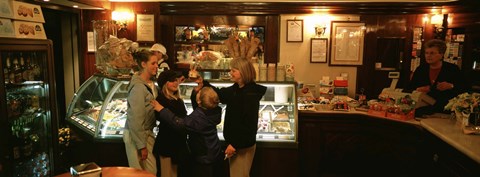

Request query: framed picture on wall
[
  {"left": 136, "top": 14, "right": 155, "bottom": 42},
  {"left": 329, "top": 21, "right": 365, "bottom": 66},
  {"left": 310, "top": 38, "right": 328, "bottom": 63},
  {"left": 87, "top": 31, "right": 95, "bottom": 52},
  {"left": 287, "top": 19, "right": 303, "bottom": 42}
]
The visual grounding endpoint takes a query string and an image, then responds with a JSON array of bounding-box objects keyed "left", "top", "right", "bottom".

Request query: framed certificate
[
  {"left": 310, "top": 38, "right": 328, "bottom": 63},
  {"left": 87, "top": 31, "right": 95, "bottom": 52},
  {"left": 330, "top": 21, "right": 365, "bottom": 66},
  {"left": 136, "top": 14, "right": 155, "bottom": 42},
  {"left": 286, "top": 19, "right": 303, "bottom": 42}
]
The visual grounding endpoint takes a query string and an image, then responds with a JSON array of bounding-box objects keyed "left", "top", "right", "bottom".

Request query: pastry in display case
[
  {"left": 66, "top": 74, "right": 129, "bottom": 142},
  {"left": 179, "top": 81, "right": 298, "bottom": 145}
]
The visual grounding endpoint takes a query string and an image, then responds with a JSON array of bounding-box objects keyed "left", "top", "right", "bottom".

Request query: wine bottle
[
  {"left": 12, "top": 121, "right": 22, "bottom": 161},
  {"left": 26, "top": 56, "right": 34, "bottom": 81},
  {"left": 21, "top": 53, "right": 31, "bottom": 81},
  {"left": 31, "top": 52, "right": 41, "bottom": 81},
  {"left": 4, "top": 53, "right": 11, "bottom": 84},
  {"left": 12, "top": 54, "right": 23, "bottom": 83},
  {"left": 21, "top": 128, "right": 33, "bottom": 159},
  {"left": 8, "top": 54, "right": 16, "bottom": 84}
]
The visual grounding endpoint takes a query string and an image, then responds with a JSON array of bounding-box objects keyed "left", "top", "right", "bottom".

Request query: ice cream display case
[
  {"left": 66, "top": 74, "right": 129, "bottom": 142},
  {"left": 67, "top": 75, "right": 298, "bottom": 146},
  {"left": 179, "top": 81, "right": 298, "bottom": 147}
]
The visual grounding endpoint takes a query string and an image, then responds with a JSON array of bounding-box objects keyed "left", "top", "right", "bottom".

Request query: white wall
[{"left": 278, "top": 14, "right": 361, "bottom": 98}]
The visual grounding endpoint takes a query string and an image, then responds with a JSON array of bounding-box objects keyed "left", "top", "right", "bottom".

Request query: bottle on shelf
[
  {"left": 31, "top": 52, "right": 41, "bottom": 81},
  {"left": 4, "top": 53, "right": 12, "bottom": 84},
  {"left": 20, "top": 53, "right": 29, "bottom": 82},
  {"left": 8, "top": 54, "right": 16, "bottom": 84},
  {"left": 21, "top": 53, "right": 33, "bottom": 81},
  {"left": 26, "top": 56, "right": 34, "bottom": 81},
  {"left": 21, "top": 128, "right": 33, "bottom": 160},
  {"left": 12, "top": 120, "right": 22, "bottom": 161},
  {"left": 12, "top": 54, "right": 23, "bottom": 83}
]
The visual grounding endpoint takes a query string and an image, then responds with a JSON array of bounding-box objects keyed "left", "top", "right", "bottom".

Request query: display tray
[{"left": 70, "top": 115, "right": 96, "bottom": 132}]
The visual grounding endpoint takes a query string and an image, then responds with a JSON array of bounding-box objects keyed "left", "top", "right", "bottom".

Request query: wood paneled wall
[
  {"left": 79, "top": 1, "right": 480, "bottom": 92},
  {"left": 80, "top": 2, "right": 160, "bottom": 82}
]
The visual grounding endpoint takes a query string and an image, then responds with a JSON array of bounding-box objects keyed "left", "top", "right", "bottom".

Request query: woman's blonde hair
[
  {"left": 132, "top": 49, "right": 155, "bottom": 72},
  {"left": 230, "top": 58, "right": 256, "bottom": 84},
  {"left": 197, "top": 87, "right": 219, "bottom": 109},
  {"left": 161, "top": 83, "right": 181, "bottom": 100}
]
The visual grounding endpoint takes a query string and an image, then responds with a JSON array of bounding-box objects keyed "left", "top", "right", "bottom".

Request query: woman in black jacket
[
  {"left": 154, "top": 70, "right": 189, "bottom": 177},
  {"left": 191, "top": 58, "right": 266, "bottom": 177},
  {"left": 405, "top": 39, "right": 469, "bottom": 116}
]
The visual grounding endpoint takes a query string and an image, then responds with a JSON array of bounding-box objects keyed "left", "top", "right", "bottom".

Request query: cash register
[{"left": 379, "top": 71, "right": 436, "bottom": 108}]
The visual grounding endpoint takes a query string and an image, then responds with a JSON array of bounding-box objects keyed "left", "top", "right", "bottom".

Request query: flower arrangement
[{"left": 444, "top": 92, "right": 480, "bottom": 114}]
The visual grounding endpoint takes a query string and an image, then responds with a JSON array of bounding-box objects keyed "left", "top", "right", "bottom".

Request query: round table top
[{"left": 55, "top": 166, "right": 155, "bottom": 177}]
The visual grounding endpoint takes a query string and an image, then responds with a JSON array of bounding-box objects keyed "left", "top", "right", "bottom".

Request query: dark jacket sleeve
[
  {"left": 404, "top": 64, "right": 429, "bottom": 93},
  {"left": 158, "top": 108, "right": 186, "bottom": 133}
]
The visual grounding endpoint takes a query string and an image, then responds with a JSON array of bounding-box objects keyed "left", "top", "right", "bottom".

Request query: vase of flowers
[{"left": 444, "top": 92, "right": 480, "bottom": 127}]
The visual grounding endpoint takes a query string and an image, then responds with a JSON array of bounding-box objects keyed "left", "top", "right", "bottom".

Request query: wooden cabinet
[
  {"left": 298, "top": 112, "right": 430, "bottom": 177},
  {"left": 424, "top": 130, "right": 480, "bottom": 177}
]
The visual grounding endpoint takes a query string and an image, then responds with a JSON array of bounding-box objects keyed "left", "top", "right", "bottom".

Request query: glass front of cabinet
[
  {"left": 66, "top": 75, "right": 129, "bottom": 141},
  {"left": 1, "top": 39, "right": 57, "bottom": 177},
  {"left": 179, "top": 81, "right": 298, "bottom": 145}
]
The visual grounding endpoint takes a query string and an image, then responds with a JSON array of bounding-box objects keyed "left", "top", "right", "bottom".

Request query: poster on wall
[
  {"left": 286, "top": 19, "right": 303, "bottom": 42},
  {"left": 136, "top": 14, "right": 154, "bottom": 42},
  {"left": 329, "top": 21, "right": 365, "bottom": 66},
  {"left": 310, "top": 38, "right": 328, "bottom": 63},
  {"left": 87, "top": 31, "right": 95, "bottom": 52}
]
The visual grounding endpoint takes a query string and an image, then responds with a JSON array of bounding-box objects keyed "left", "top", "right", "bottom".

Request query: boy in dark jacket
[{"left": 151, "top": 87, "right": 224, "bottom": 177}]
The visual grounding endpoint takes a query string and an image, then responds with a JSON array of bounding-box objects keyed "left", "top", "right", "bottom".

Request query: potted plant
[{"left": 444, "top": 92, "right": 480, "bottom": 127}]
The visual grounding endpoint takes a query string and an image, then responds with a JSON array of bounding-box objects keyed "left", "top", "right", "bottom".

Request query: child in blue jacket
[{"left": 151, "top": 87, "right": 224, "bottom": 177}]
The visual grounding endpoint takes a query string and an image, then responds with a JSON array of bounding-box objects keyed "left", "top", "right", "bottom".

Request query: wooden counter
[
  {"left": 298, "top": 110, "right": 480, "bottom": 177},
  {"left": 421, "top": 117, "right": 480, "bottom": 163}
]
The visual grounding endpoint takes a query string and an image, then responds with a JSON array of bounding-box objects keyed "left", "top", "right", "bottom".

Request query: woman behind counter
[
  {"left": 124, "top": 49, "right": 158, "bottom": 174},
  {"left": 405, "top": 39, "right": 469, "bottom": 116}
]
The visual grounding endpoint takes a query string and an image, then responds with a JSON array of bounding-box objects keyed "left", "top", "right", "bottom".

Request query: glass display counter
[
  {"left": 67, "top": 75, "right": 298, "bottom": 146},
  {"left": 180, "top": 81, "right": 298, "bottom": 146},
  {"left": 66, "top": 74, "right": 129, "bottom": 142}
]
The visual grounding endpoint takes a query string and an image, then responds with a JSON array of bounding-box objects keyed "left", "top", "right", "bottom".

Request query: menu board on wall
[{"left": 136, "top": 14, "right": 154, "bottom": 42}]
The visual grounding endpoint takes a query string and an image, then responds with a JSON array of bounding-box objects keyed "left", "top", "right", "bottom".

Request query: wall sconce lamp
[
  {"left": 112, "top": 11, "right": 134, "bottom": 31},
  {"left": 315, "top": 25, "right": 326, "bottom": 37},
  {"left": 430, "top": 14, "right": 444, "bottom": 39}
]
